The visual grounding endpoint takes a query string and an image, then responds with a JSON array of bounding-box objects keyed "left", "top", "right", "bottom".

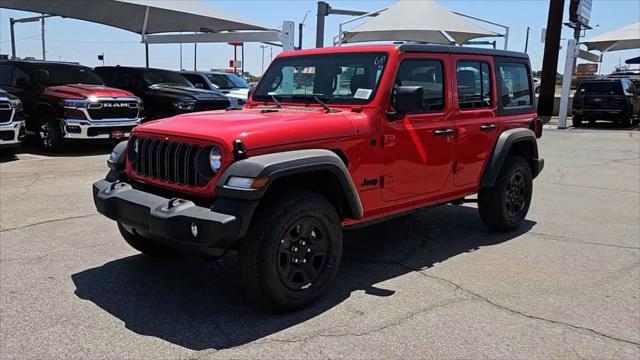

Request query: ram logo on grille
[{"left": 104, "top": 102, "right": 134, "bottom": 108}]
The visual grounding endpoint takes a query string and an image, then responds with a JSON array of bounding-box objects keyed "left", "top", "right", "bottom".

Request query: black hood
[{"left": 148, "top": 84, "right": 227, "bottom": 101}]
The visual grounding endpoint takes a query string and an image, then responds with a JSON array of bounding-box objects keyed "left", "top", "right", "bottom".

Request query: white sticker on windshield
[{"left": 354, "top": 88, "right": 373, "bottom": 99}]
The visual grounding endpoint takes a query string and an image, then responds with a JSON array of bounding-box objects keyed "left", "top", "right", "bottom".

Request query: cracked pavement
[{"left": 1, "top": 128, "right": 639, "bottom": 359}]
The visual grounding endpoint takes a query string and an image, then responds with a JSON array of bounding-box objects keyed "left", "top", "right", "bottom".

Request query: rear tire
[
  {"left": 572, "top": 116, "right": 583, "bottom": 127},
  {"left": 118, "top": 223, "right": 172, "bottom": 256},
  {"left": 239, "top": 190, "right": 343, "bottom": 311},
  {"left": 478, "top": 155, "right": 533, "bottom": 231},
  {"left": 620, "top": 114, "right": 632, "bottom": 127}
]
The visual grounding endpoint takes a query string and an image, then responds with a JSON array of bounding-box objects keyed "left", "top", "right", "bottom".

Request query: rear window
[
  {"left": 578, "top": 82, "right": 623, "bottom": 96},
  {"left": 498, "top": 63, "right": 532, "bottom": 108}
]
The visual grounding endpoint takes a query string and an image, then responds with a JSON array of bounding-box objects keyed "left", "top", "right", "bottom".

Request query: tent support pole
[
  {"left": 10, "top": 18, "right": 16, "bottom": 59},
  {"left": 336, "top": 6, "right": 389, "bottom": 46},
  {"left": 452, "top": 11, "right": 509, "bottom": 49},
  {"left": 142, "top": 6, "right": 150, "bottom": 68},
  {"left": 537, "top": 0, "right": 565, "bottom": 122}
]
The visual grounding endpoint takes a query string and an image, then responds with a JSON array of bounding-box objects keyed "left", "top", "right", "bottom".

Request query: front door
[
  {"left": 382, "top": 55, "right": 455, "bottom": 202},
  {"left": 452, "top": 55, "right": 500, "bottom": 187}
]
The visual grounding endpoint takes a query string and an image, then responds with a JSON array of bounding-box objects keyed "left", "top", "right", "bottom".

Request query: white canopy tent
[
  {"left": 340, "top": 0, "right": 500, "bottom": 47},
  {"left": 583, "top": 22, "right": 640, "bottom": 52},
  {"left": 0, "top": 0, "right": 288, "bottom": 67}
]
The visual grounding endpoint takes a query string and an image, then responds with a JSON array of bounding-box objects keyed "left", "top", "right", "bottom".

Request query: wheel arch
[
  {"left": 480, "top": 128, "right": 543, "bottom": 188},
  {"left": 215, "top": 149, "right": 363, "bottom": 237}
]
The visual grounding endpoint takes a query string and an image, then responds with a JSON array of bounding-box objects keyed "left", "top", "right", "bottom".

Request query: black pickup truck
[
  {"left": 572, "top": 77, "right": 640, "bottom": 127},
  {"left": 95, "top": 67, "right": 230, "bottom": 120}
]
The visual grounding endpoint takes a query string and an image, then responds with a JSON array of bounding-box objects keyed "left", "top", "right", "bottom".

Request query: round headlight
[{"left": 210, "top": 146, "right": 222, "bottom": 172}]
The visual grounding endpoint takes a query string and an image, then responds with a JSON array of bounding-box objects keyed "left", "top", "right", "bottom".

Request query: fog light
[
  {"left": 65, "top": 125, "right": 81, "bottom": 133},
  {"left": 190, "top": 222, "right": 199, "bottom": 238}
]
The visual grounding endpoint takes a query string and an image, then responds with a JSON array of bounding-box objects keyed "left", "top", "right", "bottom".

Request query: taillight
[{"left": 530, "top": 118, "right": 543, "bottom": 138}]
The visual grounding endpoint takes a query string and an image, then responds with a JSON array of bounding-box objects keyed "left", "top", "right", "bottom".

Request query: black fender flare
[
  {"left": 480, "top": 128, "right": 544, "bottom": 188},
  {"left": 216, "top": 149, "right": 363, "bottom": 219}
]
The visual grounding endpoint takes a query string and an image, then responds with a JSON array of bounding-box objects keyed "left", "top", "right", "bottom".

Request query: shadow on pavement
[
  {"left": 72, "top": 204, "right": 535, "bottom": 351},
  {"left": 0, "top": 138, "right": 116, "bottom": 163}
]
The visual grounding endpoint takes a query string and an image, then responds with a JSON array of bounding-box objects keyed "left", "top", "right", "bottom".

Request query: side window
[
  {"left": 620, "top": 78, "right": 635, "bottom": 96},
  {"left": 456, "top": 61, "right": 492, "bottom": 109},
  {"left": 0, "top": 65, "right": 13, "bottom": 86},
  {"left": 11, "top": 67, "right": 30, "bottom": 87},
  {"left": 395, "top": 59, "right": 444, "bottom": 113},
  {"left": 183, "top": 74, "right": 207, "bottom": 89},
  {"left": 498, "top": 63, "right": 532, "bottom": 108}
]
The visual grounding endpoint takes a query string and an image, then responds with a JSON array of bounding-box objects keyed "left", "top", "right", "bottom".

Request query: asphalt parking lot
[{"left": 1, "top": 126, "right": 639, "bottom": 359}]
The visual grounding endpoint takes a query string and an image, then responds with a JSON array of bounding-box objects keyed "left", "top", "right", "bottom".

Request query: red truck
[
  {"left": 0, "top": 60, "right": 142, "bottom": 152},
  {"left": 93, "top": 44, "right": 544, "bottom": 310}
]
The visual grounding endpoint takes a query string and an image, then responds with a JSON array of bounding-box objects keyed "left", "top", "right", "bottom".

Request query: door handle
[
  {"left": 480, "top": 124, "right": 497, "bottom": 131},
  {"left": 433, "top": 129, "right": 455, "bottom": 137}
]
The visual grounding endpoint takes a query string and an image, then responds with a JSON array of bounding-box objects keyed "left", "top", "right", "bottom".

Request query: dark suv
[
  {"left": 572, "top": 77, "right": 640, "bottom": 127},
  {"left": 95, "top": 67, "right": 230, "bottom": 120}
]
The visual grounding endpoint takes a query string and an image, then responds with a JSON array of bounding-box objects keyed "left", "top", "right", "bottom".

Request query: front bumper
[
  {"left": 532, "top": 158, "right": 544, "bottom": 179},
  {"left": 573, "top": 109, "right": 625, "bottom": 118},
  {"left": 93, "top": 179, "right": 241, "bottom": 256},
  {"left": 0, "top": 120, "right": 25, "bottom": 146},
  {"left": 62, "top": 118, "right": 141, "bottom": 139}
]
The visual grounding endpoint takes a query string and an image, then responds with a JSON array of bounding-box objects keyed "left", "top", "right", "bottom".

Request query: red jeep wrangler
[{"left": 93, "top": 45, "right": 544, "bottom": 310}]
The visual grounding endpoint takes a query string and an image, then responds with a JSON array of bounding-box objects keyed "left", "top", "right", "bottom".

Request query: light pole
[{"left": 260, "top": 45, "right": 268, "bottom": 74}]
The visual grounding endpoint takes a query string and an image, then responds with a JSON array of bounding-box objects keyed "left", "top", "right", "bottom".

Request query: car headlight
[
  {"left": 210, "top": 146, "right": 222, "bottom": 173},
  {"left": 9, "top": 99, "right": 23, "bottom": 112},
  {"left": 176, "top": 100, "right": 196, "bottom": 111},
  {"left": 61, "top": 99, "right": 87, "bottom": 109}
]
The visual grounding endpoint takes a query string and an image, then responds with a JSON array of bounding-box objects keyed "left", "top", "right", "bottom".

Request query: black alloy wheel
[
  {"left": 504, "top": 171, "right": 527, "bottom": 220},
  {"left": 276, "top": 218, "right": 330, "bottom": 291}
]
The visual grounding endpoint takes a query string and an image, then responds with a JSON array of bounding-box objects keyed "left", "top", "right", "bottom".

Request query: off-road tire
[
  {"left": 572, "top": 116, "right": 583, "bottom": 127},
  {"left": 478, "top": 155, "right": 533, "bottom": 231},
  {"left": 118, "top": 222, "right": 172, "bottom": 256},
  {"left": 620, "top": 114, "right": 632, "bottom": 127},
  {"left": 239, "top": 190, "right": 343, "bottom": 311},
  {"left": 38, "top": 115, "right": 64, "bottom": 152}
]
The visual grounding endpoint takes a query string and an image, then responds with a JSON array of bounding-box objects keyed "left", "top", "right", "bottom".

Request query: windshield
[
  {"left": 32, "top": 64, "right": 104, "bottom": 86},
  {"left": 206, "top": 73, "right": 249, "bottom": 89},
  {"left": 142, "top": 69, "right": 192, "bottom": 87},
  {"left": 578, "top": 81, "right": 623, "bottom": 96},
  {"left": 253, "top": 52, "right": 388, "bottom": 105}
]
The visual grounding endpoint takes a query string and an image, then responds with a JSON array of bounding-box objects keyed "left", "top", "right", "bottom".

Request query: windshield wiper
[
  {"left": 312, "top": 96, "right": 332, "bottom": 113},
  {"left": 270, "top": 95, "right": 282, "bottom": 108}
]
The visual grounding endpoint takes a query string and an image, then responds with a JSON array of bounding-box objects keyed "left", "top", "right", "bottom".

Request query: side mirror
[
  {"left": 394, "top": 86, "right": 424, "bottom": 114},
  {"left": 195, "top": 83, "right": 204, "bottom": 89}
]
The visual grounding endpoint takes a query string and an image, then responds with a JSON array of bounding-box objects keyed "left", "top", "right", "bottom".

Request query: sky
[{"left": 0, "top": 0, "right": 639, "bottom": 76}]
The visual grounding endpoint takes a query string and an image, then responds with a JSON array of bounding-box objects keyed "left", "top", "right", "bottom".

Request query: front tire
[
  {"left": 240, "top": 190, "right": 343, "bottom": 311},
  {"left": 478, "top": 155, "right": 533, "bottom": 231},
  {"left": 117, "top": 223, "right": 172, "bottom": 256},
  {"left": 38, "top": 116, "right": 64, "bottom": 152},
  {"left": 572, "top": 116, "right": 583, "bottom": 127}
]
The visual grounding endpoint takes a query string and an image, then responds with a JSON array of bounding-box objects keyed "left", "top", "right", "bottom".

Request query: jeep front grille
[
  {"left": 0, "top": 102, "right": 12, "bottom": 123},
  {"left": 88, "top": 101, "right": 139, "bottom": 120},
  {"left": 129, "top": 136, "right": 213, "bottom": 187}
]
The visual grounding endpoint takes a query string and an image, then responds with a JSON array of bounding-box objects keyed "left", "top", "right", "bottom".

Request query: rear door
[
  {"left": 452, "top": 55, "right": 499, "bottom": 187},
  {"left": 381, "top": 54, "right": 455, "bottom": 201}
]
